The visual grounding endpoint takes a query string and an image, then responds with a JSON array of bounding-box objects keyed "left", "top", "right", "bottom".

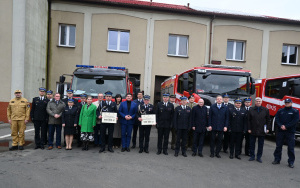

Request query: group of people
[{"left": 6, "top": 88, "right": 299, "bottom": 168}]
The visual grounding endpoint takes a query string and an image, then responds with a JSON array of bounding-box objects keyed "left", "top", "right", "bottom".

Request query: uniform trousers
[
  {"left": 273, "top": 131, "right": 295, "bottom": 164},
  {"left": 33, "top": 120, "right": 47, "bottom": 147},
  {"left": 175, "top": 129, "right": 188, "bottom": 153},
  {"left": 139, "top": 125, "right": 151, "bottom": 150},
  {"left": 11, "top": 120, "right": 26, "bottom": 146},
  {"left": 100, "top": 123, "right": 114, "bottom": 149},
  {"left": 157, "top": 127, "right": 171, "bottom": 152}
]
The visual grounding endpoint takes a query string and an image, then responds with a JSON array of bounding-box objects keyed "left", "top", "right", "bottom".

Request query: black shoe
[
  {"left": 145, "top": 149, "right": 149, "bottom": 153},
  {"left": 9, "top": 146, "right": 18, "bottom": 151},
  {"left": 34, "top": 146, "right": 40, "bottom": 150},
  {"left": 108, "top": 148, "right": 114, "bottom": 153},
  {"left": 182, "top": 153, "right": 187, "bottom": 157},
  {"left": 272, "top": 161, "right": 280, "bottom": 165},
  {"left": 156, "top": 151, "right": 161, "bottom": 155},
  {"left": 192, "top": 152, "right": 196, "bottom": 157},
  {"left": 126, "top": 148, "right": 130, "bottom": 152},
  {"left": 163, "top": 151, "right": 168, "bottom": 155},
  {"left": 288, "top": 163, "right": 294, "bottom": 168},
  {"left": 256, "top": 158, "right": 262, "bottom": 163},
  {"left": 210, "top": 154, "right": 214, "bottom": 158},
  {"left": 216, "top": 154, "right": 221, "bottom": 158},
  {"left": 223, "top": 150, "right": 228, "bottom": 153},
  {"left": 131, "top": 145, "right": 136, "bottom": 149},
  {"left": 235, "top": 155, "right": 241, "bottom": 160},
  {"left": 121, "top": 148, "right": 126, "bottom": 152},
  {"left": 18, "top": 146, "right": 24, "bottom": 150},
  {"left": 139, "top": 149, "right": 143, "bottom": 153},
  {"left": 198, "top": 153, "right": 203, "bottom": 157},
  {"left": 40, "top": 146, "right": 44, "bottom": 150},
  {"left": 174, "top": 153, "right": 178, "bottom": 157},
  {"left": 99, "top": 148, "right": 105, "bottom": 153},
  {"left": 229, "top": 154, "right": 234, "bottom": 159},
  {"left": 249, "top": 157, "right": 255, "bottom": 161}
]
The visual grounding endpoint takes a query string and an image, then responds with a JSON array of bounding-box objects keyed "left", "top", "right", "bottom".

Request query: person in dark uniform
[
  {"left": 222, "top": 93, "right": 234, "bottom": 153},
  {"left": 169, "top": 95, "right": 178, "bottom": 150},
  {"left": 187, "top": 95, "right": 197, "bottom": 149},
  {"left": 62, "top": 99, "right": 78, "bottom": 150},
  {"left": 156, "top": 93, "right": 174, "bottom": 155},
  {"left": 174, "top": 96, "right": 192, "bottom": 157},
  {"left": 132, "top": 91, "right": 144, "bottom": 148},
  {"left": 208, "top": 95, "right": 229, "bottom": 158},
  {"left": 248, "top": 97, "right": 271, "bottom": 163},
  {"left": 30, "top": 87, "right": 49, "bottom": 150},
  {"left": 99, "top": 91, "right": 118, "bottom": 153},
  {"left": 46, "top": 90, "right": 53, "bottom": 101},
  {"left": 241, "top": 98, "right": 252, "bottom": 156},
  {"left": 272, "top": 98, "right": 299, "bottom": 168},
  {"left": 62, "top": 89, "right": 78, "bottom": 106},
  {"left": 76, "top": 94, "right": 87, "bottom": 147},
  {"left": 137, "top": 95, "right": 155, "bottom": 153},
  {"left": 228, "top": 99, "right": 247, "bottom": 159},
  {"left": 191, "top": 98, "right": 208, "bottom": 157}
]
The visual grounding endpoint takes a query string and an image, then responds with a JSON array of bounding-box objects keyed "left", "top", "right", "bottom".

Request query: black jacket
[
  {"left": 137, "top": 103, "right": 155, "bottom": 126},
  {"left": 208, "top": 103, "right": 229, "bottom": 131},
  {"left": 62, "top": 106, "right": 79, "bottom": 126},
  {"left": 247, "top": 106, "right": 271, "bottom": 136},
  {"left": 30, "top": 97, "right": 49, "bottom": 121},
  {"left": 275, "top": 107, "right": 299, "bottom": 133},
  {"left": 228, "top": 108, "right": 247, "bottom": 133},
  {"left": 191, "top": 105, "right": 208, "bottom": 133},
  {"left": 156, "top": 102, "right": 174, "bottom": 128},
  {"left": 173, "top": 105, "right": 192, "bottom": 130}
]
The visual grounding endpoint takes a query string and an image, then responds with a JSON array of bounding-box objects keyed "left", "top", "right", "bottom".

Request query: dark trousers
[
  {"left": 44, "top": 123, "right": 49, "bottom": 145},
  {"left": 100, "top": 123, "right": 114, "bottom": 149},
  {"left": 210, "top": 131, "right": 224, "bottom": 155},
  {"left": 175, "top": 129, "right": 188, "bottom": 153},
  {"left": 250, "top": 135, "right": 265, "bottom": 159},
  {"left": 113, "top": 138, "right": 121, "bottom": 147},
  {"left": 94, "top": 124, "right": 101, "bottom": 145},
  {"left": 223, "top": 131, "right": 230, "bottom": 152},
  {"left": 121, "top": 124, "right": 133, "bottom": 148},
  {"left": 33, "top": 120, "right": 47, "bottom": 147},
  {"left": 132, "top": 123, "right": 139, "bottom": 146},
  {"left": 171, "top": 128, "right": 177, "bottom": 148},
  {"left": 48, "top": 124, "right": 62, "bottom": 147},
  {"left": 76, "top": 125, "right": 82, "bottom": 146},
  {"left": 229, "top": 132, "right": 243, "bottom": 156},
  {"left": 157, "top": 127, "right": 171, "bottom": 152},
  {"left": 193, "top": 131, "right": 205, "bottom": 154},
  {"left": 187, "top": 129, "right": 194, "bottom": 148},
  {"left": 273, "top": 131, "right": 295, "bottom": 164},
  {"left": 139, "top": 125, "right": 152, "bottom": 150},
  {"left": 241, "top": 132, "right": 250, "bottom": 155}
]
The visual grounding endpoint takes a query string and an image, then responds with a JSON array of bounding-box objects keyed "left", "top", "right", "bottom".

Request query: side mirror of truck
[
  {"left": 135, "top": 80, "right": 140, "bottom": 87},
  {"left": 249, "top": 77, "right": 256, "bottom": 95},
  {"left": 58, "top": 83, "right": 64, "bottom": 98},
  {"left": 183, "top": 73, "right": 189, "bottom": 91},
  {"left": 59, "top": 75, "right": 66, "bottom": 83}
]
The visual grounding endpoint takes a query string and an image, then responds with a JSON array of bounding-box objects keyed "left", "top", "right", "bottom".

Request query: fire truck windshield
[
  {"left": 72, "top": 75, "right": 127, "bottom": 97},
  {"left": 196, "top": 73, "right": 249, "bottom": 96}
]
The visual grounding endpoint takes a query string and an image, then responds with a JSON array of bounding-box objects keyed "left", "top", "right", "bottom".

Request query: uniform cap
[
  {"left": 223, "top": 93, "right": 229, "bottom": 98},
  {"left": 180, "top": 96, "right": 187, "bottom": 100},
  {"left": 14, "top": 90, "right": 22, "bottom": 93},
  {"left": 284, "top": 98, "right": 292, "bottom": 103},
  {"left": 244, "top": 98, "right": 251, "bottom": 102},
  {"left": 234, "top": 98, "right": 242, "bottom": 103},
  {"left": 170, "top": 94, "right": 176, "bottom": 98},
  {"left": 47, "top": 90, "right": 53, "bottom": 94},
  {"left": 105, "top": 91, "right": 113, "bottom": 96},
  {"left": 80, "top": 94, "right": 87, "bottom": 98},
  {"left": 39, "top": 87, "right": 46, "bottom": 92},
  {"left": 163, "top": 93, "right": 170, "bottom": 97},
  {"left": 66, "top": 89, "right": 74, "bottom": 93},
  {"left": 144, "top": 95, "right": 150, "bottom": 100},
  {"left": 68, "top": 99, "right": 74, "bottom": 103}
]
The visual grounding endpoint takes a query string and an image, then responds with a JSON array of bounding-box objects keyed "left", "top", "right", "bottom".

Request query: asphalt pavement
[{"left": 0, "top": 123, "right": 299, "bottom": 188}]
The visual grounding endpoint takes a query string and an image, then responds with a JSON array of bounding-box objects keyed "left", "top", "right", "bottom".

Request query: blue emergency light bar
[{"left": 76, "top": 65, "right": 125, "bottom": 70}]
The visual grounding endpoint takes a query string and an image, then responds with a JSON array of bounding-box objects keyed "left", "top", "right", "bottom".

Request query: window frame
[
  {"left": 281, "top": 44, "right": 298, "bottom": 65},
  {"left": 168, "top": 34, "right": 189, "bottom": 57},
  {"left": 226, "top": 40, "right": 246, "bottom": 62},
  {"left": 107, "top": 29, "right": 130, "bottom": 53},
  {"left": 58, "top": 24, "right": 76, "bottom": 47}
]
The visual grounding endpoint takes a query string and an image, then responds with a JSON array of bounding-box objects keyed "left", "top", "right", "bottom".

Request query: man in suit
[
  {"left": 222, "top": 93, "right": 234, "bottom": 153},
  {"left": 132, "top": 91, "right": 144, "bottom": 148},
  {"left": 31, "top": 87, "right": 49, "bottom": 150},
  {"left": 93, "top": 93, "right": 104, "bottom": 147},
  {"left": 62, "top": 90, "right": 78, "bottom": 106},
  {"left": 156, "top": 93, "right": 174, "bottom": 155},
  {"left": 119, "top": 93, "right": 138, "bottom": 152},
  {"left": 169, "top": 95, "right": 178, "bottom": 150},
  {"left": 99, "top": 91, "right": 118, "bottom": 153},
  {"left": 208, "top": 95, "right": 229, "bottom": 158}
]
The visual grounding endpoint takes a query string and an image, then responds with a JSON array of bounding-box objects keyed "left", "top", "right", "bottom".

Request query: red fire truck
[
  {"left": 161, "top": 65, "right": 256, "bottom": 106},
  {"left": 255, "top": 74, "right": 300, "bottom": 138},
  {"left": 58, "top": 65, "right": 140, "bottom": 101}
]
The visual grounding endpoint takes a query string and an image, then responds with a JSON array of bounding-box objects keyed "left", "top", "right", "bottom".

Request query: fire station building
[{"left": 1, "top": 0, "right": 300, "bottom": 122}]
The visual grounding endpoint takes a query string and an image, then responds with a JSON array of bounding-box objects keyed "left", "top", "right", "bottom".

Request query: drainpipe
[
  {"left": 46, "top": 0, "right": 51, "bottom": 89},
  {"left": 208, "top": 15, "right": 215, "bottom": 64}
]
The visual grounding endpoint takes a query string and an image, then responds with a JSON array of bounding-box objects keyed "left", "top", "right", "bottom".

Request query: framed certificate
[
  {"left": 141, "top": 114, "right": 156, "bottom": 125},
  {"left": 102, "top": 112, "right": 117, "bottom": 124}
]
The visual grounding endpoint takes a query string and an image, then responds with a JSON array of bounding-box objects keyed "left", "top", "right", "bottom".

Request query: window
[
  {"left": 226, "top": 40, "right": 245, "bottom": 61},
  {"left": 59, "top": 24, "right": 76, "bottom": 47},
  {"left": 168, "top": 35, "right": 188, "bottom": 57},
  {"left": 282, "top": 45, "right": 298, "bottom": 65},
  {"left": 265, "top": 79, "right": 285, "bottom": 99},
  {"left": 107, "top": 30, "right": 130, "bottom": 52}
]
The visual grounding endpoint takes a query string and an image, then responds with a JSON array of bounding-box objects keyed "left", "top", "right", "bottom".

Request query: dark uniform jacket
[
  {"left": 62, "top": 106, "right": 79, "bottom": 126},
  {"left": 173, "top": 105, "right": 192, "bottom": 130},
  {"left": 62, "top": 97, "right": 78, "bottom": 106},
  {"left": 98, "top": 101, "right": 117, "bottom": 115},
  {"left": 133, "top": 99, "right": 144, "bottom": 124},
  {"left": 247, "top": 106, "right": 271, "bottom": 136},
  {"left": 228, "top": 108, "right": 247, "bottom": 133},
  {"left": 223, "top": 102, "right": 234, "bottom": 110},
  {"left": 191, "top": 105, "right": 208, "bottom": 133},
  {"left": 156, "top": 102, "right": 174, "bottom": 128},
  {"left": 137, "top": 104, "right": 155, "bottom": 125},
  {"left": 30, "top": 97, "right": 49, "bottom": 121},
  {"left": 275, "top": 107, "right": 299, "bottom": 133},
  {"left": 208, "top": 103, "right": 229, "bottom": 131}
]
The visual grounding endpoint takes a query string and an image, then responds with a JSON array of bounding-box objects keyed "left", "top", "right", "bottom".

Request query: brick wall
[{"left": 0, "top": 102, "right": 9, "bottom": 123}]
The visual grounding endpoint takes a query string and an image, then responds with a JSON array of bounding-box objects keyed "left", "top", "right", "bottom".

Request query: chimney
[{"left": 187, "top": 3, "right": 190, "bottom": 8}]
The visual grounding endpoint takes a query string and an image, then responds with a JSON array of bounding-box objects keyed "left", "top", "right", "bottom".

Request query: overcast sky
[{"left": 150, "top": 0, "right": 300, "bottom": 20}]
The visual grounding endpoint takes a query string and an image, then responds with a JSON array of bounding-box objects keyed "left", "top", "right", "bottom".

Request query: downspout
[
  {"left": 46, "top": 0, "right": 51, "bottom": 89},
  {"left": 208, "top": 15, "right": 215, "bottom": 64}
]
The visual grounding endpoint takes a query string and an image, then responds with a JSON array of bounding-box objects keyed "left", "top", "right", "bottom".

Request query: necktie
[
  {"left": 165, "top": 103, "right": 167, "bottom": 107},
  {"left": 69, "top": 106, "right": 72, "bottom": 109},
  {"left": 237, "top": 108, "right": 240, "bottom": 111},
  {"left": 218, "top": 105, "right": 220, "bottom": 109}
]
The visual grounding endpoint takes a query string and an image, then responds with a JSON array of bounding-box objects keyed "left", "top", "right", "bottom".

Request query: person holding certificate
[
  {"left": 137, "top": 95, "right": 155, "bottom": 153},
  {"left": 99, "top": 91, "right": 118, "bottom": 153}
]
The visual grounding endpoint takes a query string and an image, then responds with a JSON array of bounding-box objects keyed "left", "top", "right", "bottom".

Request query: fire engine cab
[
  {"left": 255, "top": 74, "right": 300, "bottom": 138},
  {"left": 161, "top": 65, "right": 256, "bottom": 106}
]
